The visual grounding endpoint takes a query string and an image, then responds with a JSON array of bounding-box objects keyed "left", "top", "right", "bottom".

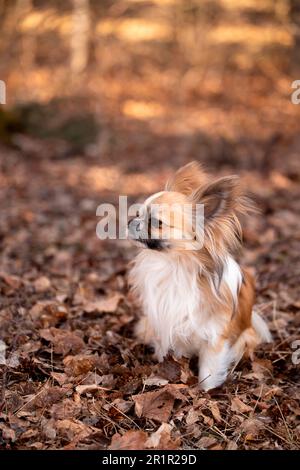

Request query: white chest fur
[{"left": 130, "top": 250, "right": 242, "bottom": 360}]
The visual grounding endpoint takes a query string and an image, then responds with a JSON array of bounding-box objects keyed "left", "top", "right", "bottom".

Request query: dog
[{"left": 128, "top": 162, "right": 271, "bottom": 391}]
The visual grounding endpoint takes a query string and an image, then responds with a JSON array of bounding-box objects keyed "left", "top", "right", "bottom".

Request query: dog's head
[{"left": 128, "top": 162, "right": 253, "bottom": 257}]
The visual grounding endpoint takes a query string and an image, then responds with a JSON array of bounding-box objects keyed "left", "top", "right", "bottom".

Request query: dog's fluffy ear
[
  {"left": 165, "top": 161, "right": 208, "bottom": 196},
  {"left": 190, "top": 175, "right": 240, "bottom": 222}
]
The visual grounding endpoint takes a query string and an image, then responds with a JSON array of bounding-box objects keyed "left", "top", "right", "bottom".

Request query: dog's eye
[{"left": 158, "top": 219, "right": 163, "bottom": 228}]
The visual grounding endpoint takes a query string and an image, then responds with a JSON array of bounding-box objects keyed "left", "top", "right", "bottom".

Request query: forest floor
[{"left": 0, "top": 99, "right": 299, "bottom": 450}]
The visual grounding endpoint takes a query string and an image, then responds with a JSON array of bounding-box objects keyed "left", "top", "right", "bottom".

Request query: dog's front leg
[
  {"left": 135, "top": 316, "right": 165, "bottom": 361},
  {"left": 198, "top": 340, "right": 233, "bottom": 391}
]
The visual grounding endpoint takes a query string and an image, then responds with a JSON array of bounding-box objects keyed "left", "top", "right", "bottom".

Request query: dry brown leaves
[
  {"left": 109, "top": 423, "right": 181, "bottom": 450},
  {"left": 40, "top": 328, "right": 85, "bottom": 356},
  {"left": 1, "top": 17, "right": 300, "bottom": 449},
  {"left": 133, "top": 384, "right": 188, "bottom": 422}
]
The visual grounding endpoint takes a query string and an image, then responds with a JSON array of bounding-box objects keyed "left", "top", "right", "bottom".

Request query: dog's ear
[
  {"left": 190, "top": 175, "right": 240, "bottom": 222},
  {"left": 165, "top": 161, "right": 208, "bottom": 196}
]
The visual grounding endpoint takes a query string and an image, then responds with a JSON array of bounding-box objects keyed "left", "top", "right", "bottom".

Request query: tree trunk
[
  {"left": 290, "top": 0, "right": 300, "bottom": 70},
  {"left": 70, "top": 0, "right": 90, "bottom": 78}
]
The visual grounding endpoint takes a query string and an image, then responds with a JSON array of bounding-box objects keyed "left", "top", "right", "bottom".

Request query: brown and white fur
[{"left": 128, "top": 162, "right": 271, "bottom": 391}]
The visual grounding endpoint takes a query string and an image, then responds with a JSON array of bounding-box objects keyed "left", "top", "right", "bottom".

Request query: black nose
[{"left": 145, "top": 239, "right": 163, "bottom": 250}]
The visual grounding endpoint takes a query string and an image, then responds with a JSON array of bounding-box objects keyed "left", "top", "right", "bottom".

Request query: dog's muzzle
[{"left": 127, "top": 218, "right": 164, "bottom": 250}]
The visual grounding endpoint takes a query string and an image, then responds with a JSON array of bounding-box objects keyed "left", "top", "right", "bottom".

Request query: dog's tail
[{"left": 252, "top": 311, "right": 272, "bottom": 343}]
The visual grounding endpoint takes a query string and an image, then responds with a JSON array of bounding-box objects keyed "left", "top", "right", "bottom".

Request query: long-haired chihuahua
[{"left": 128, "top": 162, "right": 271, "bottom": 391}]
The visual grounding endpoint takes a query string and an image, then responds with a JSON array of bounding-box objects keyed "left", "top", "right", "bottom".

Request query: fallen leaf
[
  {"left": 30, "top": 302, "right": 68, "bottom": 327},
  {"left": 42, "top": 419, "right": 57, "bottom": 440},
  {"left": 109, "top": 430, "right": 148, "bottom": 450},
  {"left": 186, "top": 408, "right": 200, "bottom": 426},
  {"left": 132, "top": 385, "right": 187, "bottom": 422},
  {"left": 252, "top": 358, "right": 273, "bottom": 378},
  {"left": 208, "top": 401, "right": 222, "bottom": 423},
  {"left": 50, "top": 372, "right": 69, "bottom": 385},
  {"left": 63, "top": 354, "right": 96, "bottom": 376},
  {"left": 231, "top": 397, "right": 253, "bottom": 414},
  {"left": 84, "top": 293, "right": 123, "bottom": 314},
  {"left": 25, "top": 386, "right": 67, "bottom": 411},
  {"left": 75, "top": 384, "right": 109, "bottom": 395},
  {"left": 210, "top": 443, "right": 223, "bottom": 450},
  {"left": 197, "top": 436, "right": 217, "bottom": 449},
  {"left": 111, "top": 398, "right": 133, "bottom": 414},
  {"left": 241, "top": 418, "right": 264, "bottom": 437},
  {"left": 146, "top": 423, "right": 181, "bottom": 449},
  {"left": 55, "top": 419, "right": 93, "bottom": 442},
  {"left": 133, "top": 390, "right": 174, "bottom": 423},
  {"left": 227, "top": 440, "right": 238, "bottom": 450},
  {"left": 0, "top": 423, "right": 16, "bottom": 442},
  {"left": 164, "top": 384, "right": 188, "bottom": 401},
  {"left": 202, "top": 414, "right": 214, "bottom": 427},
  {"left": 19, "top": 428, "right": 40, "bottom": 441},
  {"left": 144, "top": 374, "right": 169, "bottom": 387},
  {"left": 251, "top": 384, "right": 282, "bottom": 400},
  {"left": 98, "top": 374, "right": 116, "bottom": 388},
  {"left": 29, "top": 442, "right": 44, "bottom": 449},
  {"left": 157, "top": 356, "right": 181, "bottom": 382},
  {"left": 40, "top": 327, "right": 85, "bottom": 355},
  {"left": 0, "top": 272, "right": 22, "bottom": 289},
  {"left": 34, "top": 276, "right": 51, "bottom": 292},
  {"left": 50, "top": 399, "right": 82, "bottom": 419}
]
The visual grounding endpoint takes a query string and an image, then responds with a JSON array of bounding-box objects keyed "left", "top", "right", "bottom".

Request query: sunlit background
[
  {"left": 1, "top": 0, "right": 300, "bottom": 271},
  {"left": 1, "top": 0, "right": 300, "bottom": 268},
  {"left": 1, "top": 0, "right": 300, "bottom": 182}
]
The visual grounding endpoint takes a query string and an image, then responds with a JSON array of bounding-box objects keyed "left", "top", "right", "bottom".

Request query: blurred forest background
[{"left": 0, "top": 0, "right": 299, "bottom": 451}]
